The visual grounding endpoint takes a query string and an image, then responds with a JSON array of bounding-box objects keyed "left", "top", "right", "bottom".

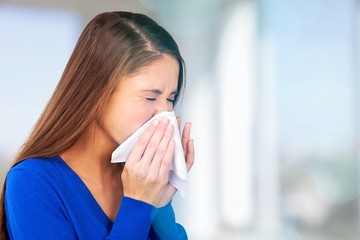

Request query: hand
[
  {"left": 157, "top": 116, "right": 195, "bottom": 207},
  {"left": 121, "top": 118, "right": 175, "bottom": 206}
]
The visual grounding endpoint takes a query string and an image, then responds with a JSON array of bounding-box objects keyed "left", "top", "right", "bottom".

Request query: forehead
[{"left": 121, "top": 54, "right": 179, "bottom": 89}]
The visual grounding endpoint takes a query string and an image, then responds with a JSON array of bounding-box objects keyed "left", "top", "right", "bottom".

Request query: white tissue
[{"left": 111, "top": 111, "right": 188, "bottom": 197}]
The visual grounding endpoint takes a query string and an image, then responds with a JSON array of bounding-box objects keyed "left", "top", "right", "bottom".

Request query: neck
[{"left": 60, "top": 123, "right": 121, "bottom": 185}]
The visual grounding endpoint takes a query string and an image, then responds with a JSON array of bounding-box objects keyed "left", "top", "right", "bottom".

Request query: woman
[{"left": 0, "top": 11, "right": 194, "bottom": 239}]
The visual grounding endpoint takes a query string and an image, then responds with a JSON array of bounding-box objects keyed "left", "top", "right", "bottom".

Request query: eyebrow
[{"left": 142, "top": 89, "right": 178, "bottom": 95}]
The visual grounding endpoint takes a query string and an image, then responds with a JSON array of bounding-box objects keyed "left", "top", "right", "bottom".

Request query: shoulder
[
  {"left": 5, "top": 157, "right": 78, "bottom": 239},
  {"left": 5, "top": 156, "right": 68, "bottom": 209},
  {"left": 6, "top": 156, "right": 63, "bottom": 188},
  {"left": 9, "top": 156, "right": 61, "bottom": 174}
]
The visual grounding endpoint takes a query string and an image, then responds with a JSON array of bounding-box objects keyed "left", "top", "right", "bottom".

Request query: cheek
[
  {"left": 100, "top": 96, "right": 158, "bottom": 144},
  {"left": 118, "top": 103, "right": 155, "bottom": 142},
  {"left": 129, "top": 107, "right": 153, "bottom": 127}
]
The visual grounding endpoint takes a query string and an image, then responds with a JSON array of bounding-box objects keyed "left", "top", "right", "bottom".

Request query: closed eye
[{"left": 146, "top": 98, "right": 175, "bottom": 103}]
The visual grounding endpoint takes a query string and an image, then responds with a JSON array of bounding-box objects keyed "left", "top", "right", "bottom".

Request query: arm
[
  {"left": 106, "top": 197, "right": 155, "bottom": 240},
  {"left": 149, "top": 201, "right": 187, "bottom": 240},
  {"left": 109, "top": 118, "right": 193, "bottom": 239},
  {"left": 148, "top": 120, "right": 193, "bottom": 240}
]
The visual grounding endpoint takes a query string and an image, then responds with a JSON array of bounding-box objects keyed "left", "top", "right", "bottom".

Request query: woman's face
[{"left": 99, "top": 54, "right": 180, "bottom": 148}]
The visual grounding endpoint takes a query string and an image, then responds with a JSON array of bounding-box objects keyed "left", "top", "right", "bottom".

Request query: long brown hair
[{"left": 0, "top": 11, "right": 185, "bottom": 239}]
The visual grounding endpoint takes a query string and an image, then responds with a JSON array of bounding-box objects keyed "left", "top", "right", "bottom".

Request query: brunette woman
[{"left": 0, "top": 11, "right": 194, "bottom": 240}]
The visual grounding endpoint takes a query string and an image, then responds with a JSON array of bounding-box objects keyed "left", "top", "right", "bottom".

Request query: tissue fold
[{"left": 111, "top": 111, "right": 188, "bottom": 197}]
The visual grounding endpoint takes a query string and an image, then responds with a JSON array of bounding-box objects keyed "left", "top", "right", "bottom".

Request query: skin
[{"left": 61, "top": 54, "right": 194, "bottom": 222}]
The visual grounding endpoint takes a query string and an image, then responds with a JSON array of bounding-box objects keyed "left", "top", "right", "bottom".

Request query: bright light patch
[{"left": 217, "top": 2, "right": 256, "bottom": 227}]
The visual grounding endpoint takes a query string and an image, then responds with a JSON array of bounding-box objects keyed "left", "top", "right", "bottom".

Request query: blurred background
[{"left": 1, "top": 0, "right": 359, "bottom": 239}]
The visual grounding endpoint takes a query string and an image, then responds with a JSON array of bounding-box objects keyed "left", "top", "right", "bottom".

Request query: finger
[
  {"left": 176, "top": 116, "right": 181, "bottom": 131},
  {"left": 157, "top": 183, "right": 177, "bottom": 207},
  {"left": 186, "top": 139, "right": 195, "bottom": 172},
  {"left": 182, "top": 122, "right": 191, "bottom": 155},
  {"left": 148, "top": 123, "right": 174, "bottom": 177},
  {"left": 158, "top": 140, "right": 175, "bottom": 179},
  {"left": 127, "top": 119, "right": 160, "bottom": 163},
  {"left": 140, "top": 118, "right": 170, "bottom": 167}
]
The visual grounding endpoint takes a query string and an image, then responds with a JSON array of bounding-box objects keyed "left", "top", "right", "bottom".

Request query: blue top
[{"left": 5, "top": 156, "right": 187, "bottom": 240}]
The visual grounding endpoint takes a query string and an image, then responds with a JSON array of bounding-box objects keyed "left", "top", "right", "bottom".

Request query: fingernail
[{"left": 153, "top": 119, "right": 159, "bottom": 126}]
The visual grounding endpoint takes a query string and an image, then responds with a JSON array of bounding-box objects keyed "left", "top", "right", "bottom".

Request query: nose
[{"left": 154, "top": 99, "right": 172, "bottom": 115}]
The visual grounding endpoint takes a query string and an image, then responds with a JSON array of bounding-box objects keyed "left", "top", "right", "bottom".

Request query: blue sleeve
[
  {"left": 5, "top": 169, "right": 77, "bottom": 239},
  {"left": 106, "top": 197, "right": 155, "bottom": 240},
  {"left": 149, "top": 201, "right": 188, "bottom": 240}
]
